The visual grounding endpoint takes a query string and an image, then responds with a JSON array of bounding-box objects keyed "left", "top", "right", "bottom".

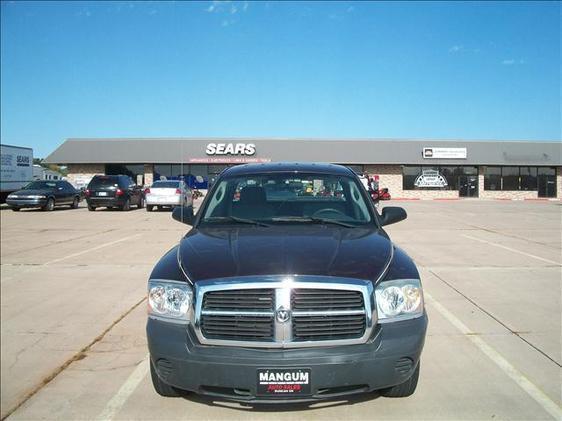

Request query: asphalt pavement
[{"left": 1, "top": 199, "right": 560, "bottom": 420}]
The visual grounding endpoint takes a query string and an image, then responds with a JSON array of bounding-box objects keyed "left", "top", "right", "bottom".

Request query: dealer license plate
[
  {"left": 257, "top": 368, "right": 311, "bottom": 396},
  {"left": 97, "top": 192, "right": 108, "bottom": 196}
]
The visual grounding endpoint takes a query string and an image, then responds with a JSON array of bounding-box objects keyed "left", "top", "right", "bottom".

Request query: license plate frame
[
  {"left": 256, "top": 368, "right": 311, "bottom": 396},
  {"left": 97, "top": 191, "right": 108, "bottom": 196}
]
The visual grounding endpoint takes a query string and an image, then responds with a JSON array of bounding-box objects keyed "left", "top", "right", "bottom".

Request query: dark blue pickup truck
[{"left": 146, "top": 162, "right": 427, "bottom": 403}]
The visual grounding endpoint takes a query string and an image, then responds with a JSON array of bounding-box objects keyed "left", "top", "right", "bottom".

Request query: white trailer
[{"left": 1, "top": 144, "right": 34, "bottom": 202}]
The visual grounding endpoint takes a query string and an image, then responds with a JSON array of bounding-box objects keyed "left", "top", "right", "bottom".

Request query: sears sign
[{"left": 206, "top": 143, "right": 256, "bottom": 156}]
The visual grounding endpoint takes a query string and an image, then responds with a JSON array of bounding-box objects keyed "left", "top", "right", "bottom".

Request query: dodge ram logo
[{"left": 276, "top": 307, "right": 291, "bottom": 323}]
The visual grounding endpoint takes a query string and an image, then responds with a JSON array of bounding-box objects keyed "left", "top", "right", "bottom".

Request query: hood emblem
[{"left": 276, "top": 307, "right": 291, "bottom": 323}]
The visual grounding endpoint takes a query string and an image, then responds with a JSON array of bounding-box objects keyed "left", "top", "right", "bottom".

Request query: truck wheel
[
  {"left": 146, "top": 205, "right": 153, "bottom": 212},
  {"left": 379, "top": 362, "right": 420, "bottom": 398},
  {"left": 138, "top": 196, "right": 145, "bottom": 209},
  {"left": 88, "top": 205, "right": 96, "bottom": 211},
  {"left": 43, "top": 198, "right": 55, "bottom": 212},
  {"left": 150, "top": 360, "right": 181, "bottom": 397},
  {"left": 71, "top": 197, "right": 79, "bottom": 209},
  {"left": 11, "top": 207, "right": 20, "bottom": 212},
  {"left": 121, "top": 199, "right": 130, "bottom": 211}
]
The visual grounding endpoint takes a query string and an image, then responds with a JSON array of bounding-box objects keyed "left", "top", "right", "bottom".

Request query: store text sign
[
  {"left": 206, "top": 143, "right": 256, "bottom": 156},
  {"left": 423, "top": 147, "right": 467, "bottom": 159}
]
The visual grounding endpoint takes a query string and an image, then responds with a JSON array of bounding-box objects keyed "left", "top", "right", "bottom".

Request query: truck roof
[{"left": 221, "top": 162, "right": 356, "bottom": 177}]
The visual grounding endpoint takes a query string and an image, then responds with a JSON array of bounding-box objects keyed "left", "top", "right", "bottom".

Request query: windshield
[
  {"left": 200, "top": 173, "right": 373, "bottom": 226},
  {"left": 152, "top": 181, "right": 180, "bottom": 188},
  {"left": 23, "top": 181, "right": 57, "bottom": 190},
  {"left": 89, "top": 176, "right": 119, "bottom": 188}
]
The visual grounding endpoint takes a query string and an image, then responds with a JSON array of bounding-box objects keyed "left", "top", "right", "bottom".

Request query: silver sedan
[{"left": 145, "top": 180, "right": 193, "bottom": 211}]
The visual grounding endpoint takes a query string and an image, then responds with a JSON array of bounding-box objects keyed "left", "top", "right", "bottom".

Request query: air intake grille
[
  {"left": 293, "top": 314, "right": 366, "bottom": 341},
  {"left": 203, "top": 289, "right": 274, "bottom": 311},
  {"left": 291, "top": 289, "right": 364, "bottom": 311},
  {"left": 200, "top": 314, "right": 274, "bottom": 341},
  {"left": 196, "top": 280, "right": 373, "bottom": 348}
]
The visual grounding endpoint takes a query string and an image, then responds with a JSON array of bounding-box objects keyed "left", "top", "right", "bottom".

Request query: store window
[
  {"left": 402, "top": 166, "right": 478, "bottom": 190},
  {"left": 484, "top": 166, "right": 548, "bottom": 191},
  {"left": 153, "top": 164, "right": 191, "bottom": 181},
  {"left": 484, "top": 167, "right": 502, "bottom": 190},
  {"left": 105, "top": 164, "right": 145, "bottom": 184}
]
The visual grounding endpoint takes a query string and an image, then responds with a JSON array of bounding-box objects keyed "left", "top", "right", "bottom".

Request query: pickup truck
[{"left": 146, "top": 162, "right": 427, "bottom": 403}]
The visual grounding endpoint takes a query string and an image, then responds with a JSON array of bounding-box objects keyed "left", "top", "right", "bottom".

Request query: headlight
[
  {"left": 148, "top": 280, "right": 193, "bottom": 323},
  {"left": 375, "top": 279, "right": 424, "bottom": 322}
]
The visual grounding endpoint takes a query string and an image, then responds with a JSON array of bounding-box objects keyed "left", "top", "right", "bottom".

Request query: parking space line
[
  {"left": 462, "top": 234, "right": 561, "bottom": 266},
  {"left": 425, "top": 292, "right": 562, "bottom": 420},
  {"left": 44, "top": 234, "right": 143, "bottom": 265},
  {"left": 96, "top": 355, "right": 149, "bottom": 421}
]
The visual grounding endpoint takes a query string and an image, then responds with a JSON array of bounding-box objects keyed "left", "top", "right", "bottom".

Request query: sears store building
[{"left": 44, "top": 138, "right": 562, "bottom": 199}]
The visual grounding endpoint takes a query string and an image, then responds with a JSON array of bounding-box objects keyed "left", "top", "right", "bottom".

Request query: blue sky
[{"left": 1, "top": 1, "right": 560, "bottom": 158}]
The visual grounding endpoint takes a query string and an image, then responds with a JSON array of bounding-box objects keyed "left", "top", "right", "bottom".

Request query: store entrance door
[
  {"left": 459, "top": 176, "right": 478, "bottom": 197},
  {"left": 538, "top": 174, "right": 556, "bottom": 198}
]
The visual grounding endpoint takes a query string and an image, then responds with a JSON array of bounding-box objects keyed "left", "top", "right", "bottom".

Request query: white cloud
[
  {"left": 243, "top": 1, "right": 249, "bottom": 11},
  {"left": 449, "top": 45, "right": 463, "bottom": 53},
  {"left": 502, "top": 59, "right": 515, "bottom": 65}
]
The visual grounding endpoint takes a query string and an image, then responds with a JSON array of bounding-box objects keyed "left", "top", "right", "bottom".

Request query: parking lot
[{"left": 1, "top": 200, "right": 560, "bottom": 420}]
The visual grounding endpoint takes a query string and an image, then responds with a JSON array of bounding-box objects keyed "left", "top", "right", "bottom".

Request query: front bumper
[
  {"left": 6, "top": 198, "right": 47, "bottom": 208},
  {"left": 147, "top": 313, "right": 427, "bottom": 402}
]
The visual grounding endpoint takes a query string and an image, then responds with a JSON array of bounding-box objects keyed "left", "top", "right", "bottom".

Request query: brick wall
[
  {"left": 66, "top": 164, "right": 104, "bottom": 188},
  {"left": 144, "top": 164, "right": 154, "bottom": 187}
]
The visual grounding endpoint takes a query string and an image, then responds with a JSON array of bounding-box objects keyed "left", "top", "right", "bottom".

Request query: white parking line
[
  {"left": 425, "top": 293, "right": 562, "bottom": 420},
  {"left": 96, "top": 355, "right": 149, "bottom": 421},
  {"left": 44, "top": 234, "right": 143, "bottom": 265},
  {"left": 462, "top": 234, "right": 561, "bottom": 266}
]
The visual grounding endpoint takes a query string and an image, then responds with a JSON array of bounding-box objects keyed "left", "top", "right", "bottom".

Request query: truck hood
[{"left": 179, "top": 225, "right": 392, "bottom": 282}]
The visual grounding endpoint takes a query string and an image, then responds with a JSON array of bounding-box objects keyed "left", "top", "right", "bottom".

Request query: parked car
[
  {"left": 85, "top": 175, "right": 144, "bottom": 211},
  {"left": 145, "top": 180, "right": 193, "bottom": 212},
  {"left": 6, "top": 180, "right": 81, "bottom": 211},
  {"left": 147, "top": 163, "right": 427, "bottom": 402}
]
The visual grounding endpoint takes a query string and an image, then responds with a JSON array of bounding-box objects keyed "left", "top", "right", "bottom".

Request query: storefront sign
[
  {"left": 206, "top": 143, "right": 256, "bottom": 156},
  {"left": 423, "top": 147, "right": 467, "bottom": 159},
  {"left": 414, "top": 169, "right": 448, "bottom": 188},
  {"left": 189, "top": 157, "right": 271, "bottom": 164}
]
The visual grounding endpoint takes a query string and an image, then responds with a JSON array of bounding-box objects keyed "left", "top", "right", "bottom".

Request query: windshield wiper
[
  {"left": 203, "top": 216, "right": 271, "bottom": 227},
  {"left": 271, "top": 217, "right": 356, "bottom": 228}
]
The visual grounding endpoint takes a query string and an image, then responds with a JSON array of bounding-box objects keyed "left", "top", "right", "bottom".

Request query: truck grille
[
  {"left": 201, "top": 314, "right": 274, "bottom": 341},
  {"left": 291, "top": 289, "right": 364, "bottom": 311},
  {"left": 196, "top": 278, "right": 375, "bottom": 348},
  {"left": 203, "top": 289, "right": 274, "bottom": 311},
  {"left": 293, "top": 314, "right": 366, "bottom": 341}
]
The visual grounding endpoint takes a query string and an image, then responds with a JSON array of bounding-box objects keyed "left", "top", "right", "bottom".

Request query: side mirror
[
  {"left": 379, "top": 206, "right": 407, "bottom": 227},
  {"left": 172, "top": 206, "right": 194, "bottom": 225}
]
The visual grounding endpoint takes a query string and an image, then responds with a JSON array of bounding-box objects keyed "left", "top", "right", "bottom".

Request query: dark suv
[
  {"left": 147, "top": 163, "right": 427, "bottom": 403},
  {"left": 85, "top": 175, "right": 144, "bottom": 211}
]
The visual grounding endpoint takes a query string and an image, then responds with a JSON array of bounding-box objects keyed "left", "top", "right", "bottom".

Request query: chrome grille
[
  {"left": 201, "top": 314, "right": 274, "bottom": 341},
  {"left": 291, "top": 289, "right": 364, "bottom": 311},
  {"left": 194, "top": 276, "right": 376, "bottom": 348},
  {"left": 292, "top": 313, "right": 366, "bottom": 341},
  {"left": 203, "top": 289, "right": 274, "bottom": 310}
]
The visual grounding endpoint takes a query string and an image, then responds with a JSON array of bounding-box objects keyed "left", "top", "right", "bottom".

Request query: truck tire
[
  {"left": 11, "top": 207, "right": 20, "bottom": 212},
  {"left": 379, "top": 362, "right": 420, "bottom": 398},
  {"left": 138, "top": 196, "right": 145, "bottom": 209},
  {"left": 146, "top": 205, "right": 153, "bottom": 212},
  {"left": 43, "top": 198, "right": 55, "bottom": 212},
  {"left": 150, "top": 359, "right": 181, "bottom": 397},
  {"left": 71, "top": 197, "right": 79, "bottom": 209},
  {"left": 88, "top": 205, "right": 96, "bottom": 211}
]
